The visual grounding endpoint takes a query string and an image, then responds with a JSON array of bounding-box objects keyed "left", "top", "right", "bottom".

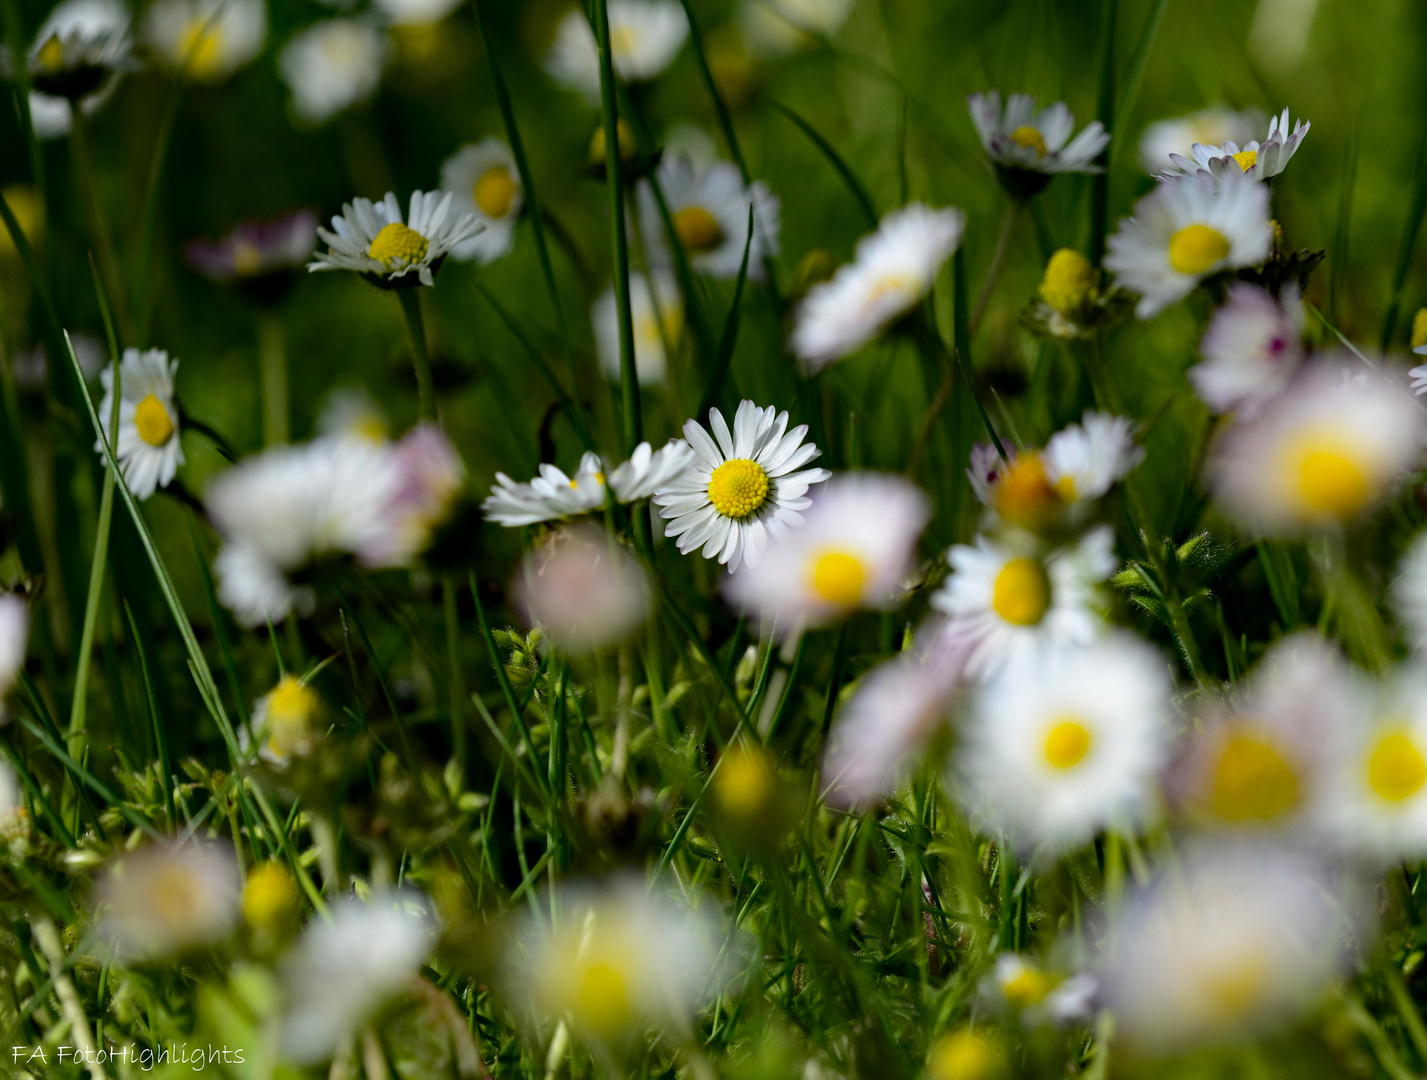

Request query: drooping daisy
[
  {"left": 439, "top": 140, "right": 524, "bottom": 265},
  {"left": 482, "top": 451, "right": 609, "bottom": 527},
  {"left": 1189, "top": 282, "right": 1304, "bottom": 415},
  {"left": 142, "top": 0, "right": 267, "bottom": 83},
  {"left": 967, "top": 92, "right": 1109, "bottom": 198},
  {"left": 544, "top": 2, "right": 689, "bottom": 102},
  {"left": 724, "top": 472, "right": 930, "bottom": 631},
  {"left": 278, "top": 19, "right": 386, "bottom": 126},
  {"left": 607, "top": 438, "right": 695, "bottom": 501},
  {"left": 1206, "top": 357, "right": 1425, "bottom": 533},
  {"left": 638, "top": 154, "right": 781, "bottom": 280},
  {"left": 95, "top": 348, "right": 184, "bottom": 501},
  {"left": 1392, "top": 532, "right": 1427, "bottom": 650},
  {"left": 1137, "top": 106, "right": 1264, "bottom": 176},
  {"left": 21, "top": 0, "right": 131, "bottom": 104},
  {"left": 25, "top": 91, "right": 82, "bottom": 140},
  {"left": 96, "top": 842, "right": 242, "bottom": 961},
  {"left": 513, "top": 525, "right": 650, "bottom": 654},
  {"left": 308, "top": 191, "right": 482, "bottom": 288},
  {"left": 358, "top": 424, "right": 466, "bottom": 567},
  {"left": 654, "top": 399, "right": 831, "bottom": 572},
  {"left": 593, "top": 271, "right": 683, "bottom": 386},
  {"left": 791, "top": 203, "right": 965, "bottom": 371},
  {"left": 246, "top": 674, "right": 322, "bottom": 765},
  {"left": 186, "top": 209, "right": 317, "bottom": 303},
  {"left": 738, "top": 0, "right": 854, "bottom": 55},
  {"left": 953, "top": 635, "right": 1174, "bottom": 855},
  {"left": 1104, "top": 169, "right": 1273, "bottom": 319},
  {"left": 0, "top": 594, "right": 30, "bottom": 710},
  {"left": 1158, "top": 108, "right": 1311, "bottom": 182},
  {"left": 930, "top": 526, "right": 1117, "bottom": 676}
]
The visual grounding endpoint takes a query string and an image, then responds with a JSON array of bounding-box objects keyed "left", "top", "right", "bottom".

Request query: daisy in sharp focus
[
  {"left": 482, "top": 440, "right": 694, "bottom": 527},
  {"left": 439, "top": 139, "right": 523, "bottom": 265},
  {"left": 142, "top": 0, "right": 267, "bottom": 83},
  {"left": 654, "top": 399, "right": 831, "bottom": 572},
  {"left": 545, "top": 2, "right": 689, "bottom": 102},
  {"left": 308, "top": 191, "right": 481, "bottom": 288},
  {"left": 967, "top": 92, "right": 1109, "bottom": 198},
  {"left": 1137, "top": 106, "right": 1264, "bottom": 176},
  {"left": 791, "top": 203, "right": 965, "bottom": 371},
  {"left": 1189, "top": 282, "right": 1304, "bottom": 415},
  {"left": 1158, "top": 108, "right": 1310, "bottom": 182},
  {"left": 637, "top": 154, "right": 781, "bottom": 280},
  {"left": 278, "top": 18, "right": 386, "bottom": 126},
  {"left": 96, "top": 348, "right": 184, "bottom": 501},
  {"left": 594, "top": 271, "right": 683, "bottom": 386}
]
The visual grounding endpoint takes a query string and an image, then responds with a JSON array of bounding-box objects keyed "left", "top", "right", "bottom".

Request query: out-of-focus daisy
[
  {"left": 514, "top": 525, "right": 650, "bottom": 654},
  {"left": 654, "top": 399, "right": 831, "bottom": 572},
  {"left": 1104, "top": 170, "right": 1273, "bottom": 319},
  {"left": 96, "top": 842, "right": 241, "bottom": 961},
  {"left": 246, "top": 674, "right": 322, "bottom": 765},
  {"left": 359, "top": 424, "right": 465, "bottom": 567},
  {"left": 370, "top": 0, "right": 465, "bottom": 26},
  {"left": 638, "top": 154, "right": 781, "bottom": 280},
  {"left": 1040, "top": 412, "right": 1144, "bottom": 509},
  {"left": 985, "top": 953, "right": 1097, "bottom": 1026},
  {"left": 439, "top": 140, "right": 523, "bottom": 265},
  {"left": 724, "top": 472, "right": 929, "bottom": 631},
  {"left": 967, "top": 92, "right": 1109, "bottom": 198},
  {"left": 1022, "top": 247, "right": 1132, "bottom": 341},
  {"left": 1391, "top": 532, "right": 1427, "bottom": 650},
  {"left": 142, "top": 0, "right": 267, "bottom": 83},
  {"left": 739, "top": 0, "right": 853, "bottom": 55},
  {"left": 26, "top": 91, "right": 86, "bottom": 139},
  {"left": 1206, "top": 358, "right": 1425, "bottom": 533},
  {"left": 791, "top": 203, "right": 965, "bottom": 371},
  {"left": 593, "top": 271, "right": 682, "bottom": 386},
  {"left": 927, "top": 1029, "right": 1002, "bottom": 1080},
  {"left": 317, "top": 388, "right": 389, "bottom": 443},
  {"left": 1159, "top": 108, "right": 1310, "bottom": 182},
  {"left": 1408, "top": 308, "right": 1427, "bottom": 394},
  {"left": 186, "top": 210, "right": 317, "bottom": 303},
  {"left": 17, "top": 0, "right": 131, "bottom": 123},
  {"left": 1100, "top": 842, "right": 1361, "bottom": 1052},
  {"left": 1138, "top": 106, "right": 1263, "bottom": 176},
  {"left": 278, "top": 19, "right": 386, "bottom": 126},
  {"left": 11, "top": 334, "right": 105, "bottom": 391},
  {"left": 95, "top": 348, "right": 184, "bottom": 501},
  {"left": 281, "top": 892, "right": 434, "bottom": 1064},
  {"left": 953, "top": 635, "right": 1174, "bottom": 855},
  {"left": 930, "top": 527, "right": 1116, "bottom": 676},
  {"left": 1189, "top": 282, "right": 1304, "bottom": 415},
  {"left": 0, "top": 594, "right": 29, "bottom": 709},
  {"left": 308, "top": 191, "right": 481, "bottom": 288},
  {"left": 545, "top": 2, "right": 689, "bottom": 102}
]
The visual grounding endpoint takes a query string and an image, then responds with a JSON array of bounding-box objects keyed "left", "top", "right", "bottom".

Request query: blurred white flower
[
  {"left": 1190, "top": 282, "right": 1304, "bottom": 415},
  {"left": 309, "top": 191, "right": 481, "bottom": 288},
  {"left": 0, "top": 594, "right": 29, "bottom": 707},
  {"left": 26, "top": 90, "right": 81, "bottom": 140},
  {"left": 19, "top": 0, "right": 131, "bottom": 134},
  {"left": 593, "top": 271, "right": 682, "bottom": 386},
  {"left": 13, "top": 333, "right": 105, "bottom": 390},
  {"left": 97, "top": 842, "right": 242, "bottom": 961},
  {"left": 738, "top": 0, "right": 853, "bottom": 55},
  {"left": 95, "top": 348, "right": 184, "bottom": 501},
  {"left": 1158, "top": 108, "right": 1310, "bottom": 182},
  {"left": 545, "top": 2, "right": 688, "bottom": 101},
  {"left": 245, "top": 674, "right": 321, "bottom": 765},
  {"left": 142, "top": 0, "right": 267, "bottom": 83},
  {"left": 514, "top": 526, "right": 650, "bottom": 654},
  {"left": 1041, "top": 412, "right": 1144, "bottom": 506},
  {"left": 607, "top": 439, "right": 695, "bottom": 502},
  {"left": 1137, "top": 106, "right": 1264, "bottom": 175},
  {"left": 1393, "top": 532, "right": 1427, "bottom": 650},
  {"left": 638, "top": 154, "right": 781, "bottom": 280},
  {"left": 439, "top": 139, "right": 523, "bottom": 264},
  {"left": 967, "top": 92, "right": 1109, "bottom": 188},
  {"left": 317, "top": 387, "right": 389, "bottom": 443},
  {"left": 278, "top": 19, "right": 386, "bottom": 126},
  {"left": 370, "top": 0, "right": 464, "bottom": 26},
  {"left": 986, "top": 953, "right": 1097, "bottom": 1025},
  {"left": 359, "top": 424, "right": 465, "bottom": 567}
]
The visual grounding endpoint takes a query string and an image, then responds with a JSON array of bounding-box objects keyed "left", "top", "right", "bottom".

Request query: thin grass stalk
[
  {"left": 443, "top": 573, "right": 468, "bottom": 774},
  {"left": 1380, "top": 132, "right": 1427, "bottom": 350},
  {"left": 257, "top": 311, "right": 288, "bottom": 445},
  {"left": 1087, "top": 0, "right": 1118, "bottom": 266},
  {"left": 132, "top": 77, "right": 184, "bottom": 346},
  {"left": 969, "top": 200, "right": 1019, "bottom": 337},
  {"left": 123, "top": 601, "right": 173, "bottom": 832}
]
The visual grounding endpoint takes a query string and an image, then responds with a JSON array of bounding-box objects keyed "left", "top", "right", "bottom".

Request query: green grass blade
[
  {"left": 676, "top": 0, "right": 750, "bottom": 181},
  {"left": 770, "top": 102, "right": 879, "bottom": 229},
  {"left": 698, "top": 205, "right": 755, "bottom": 418},
  {"left": 1381, "top": 133, "right": 1427, "bottom": 350},
  {"left": 0, "top": 736, "right": 76, "bottom": 848},
  {"left": 1087, "top": 0, "right": 1118, "bottom": 265},
  {"left": 1110, "top": 0, "right": 1170, "bottom": 161},
  {"left": 132, "top": 79, "right": 184, "bottom": 347},
  {"left": 123, "top": 601, "right": 173, "bottom": 832},
  {"left": 469, "top": 571, "right": 550, "bottom": 800}
]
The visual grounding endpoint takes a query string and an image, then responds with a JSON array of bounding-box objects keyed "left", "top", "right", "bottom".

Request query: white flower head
[
  {"left": 967, "top": 92, "right": 1109, "bottom": 194},
  {"left": 514, "top": 525, "right": 650, "bottom": 654},
  {"left": 545, "top": 2, "right": 688, "bottom": 102},
  {"left": 594, "top": 271, "right": 683, "bottom": 386},
  {"left": 1159, "top": 108, "right": 1310, "bottom": 182},
  {"left": 1392, "top": 532, "right": 1427, "bottom": 651},
  {"left": 308, "top": 191, "right": 482, "bottom": 287},
  {"left": 638, "top": 154, "right": 781, "bottom": 280},
  {"left": 1411, "top": 347, "right": 1427, "bottom": 396},
  {"left": 985, "top": 953, "right": 1097, "bottom": 1026},
  {"left": 1190, "top": 282, "right": 1304, "bottom": 415},
  {"left": 246, "top": 674, "right": 321, "bottom": 765},
  {"left": 439, "top": 139, "right": 523, "bottom": 264},
  {"left": 142, "top": 0, "right": 267, "bottom": 83},
  {"left": 791, "top": 203, "right": 965, "bottom": 371},
  {"left": 1137, "top": 106, "right": 1264, "bottom": 176},
  {"left": 1105, "top": 169, "right": 1273, "bottom": 319},
  {"left": 724, "top": 472, "right": 930, "bottom": 631},
  {"left": 0, "top": 594, "right": 29, "bottom": 706},
  {"left": 24, "top": 0, "right": 131, "bottom": 101},
  {"left": 953, "top": 634, "right": 1175, "bottom": 857},
  {"left": 607, "top": 439, "right": 695, "bottom": 502},
  {"left": 96, "top": 841, "right": 242, "bottom": 961},
  {"left": 95, "top": 348, "right": 184, "bottom": 501},
  {"left": 358, "top": 424, "right": 466, "bottom": 567},
  {"left": 1206, "top": 357, "right": 1426, "bottom": 534},
  {"left": 930, "top": 526, "right": 1116, "bottom": 678},
  {"left": 281, "top": 892, "right": 435, "bottom": 1064},
  {"left": 654, "top": 400, "right": 831, "bottom": 572},
  {"left": 738, "top": 0, "right": 854, "bottom": 56},
  {"left": 1041, "top": 412, "right": 1145, "bottom": 506},
  {"left": 278, "top": 18, "right": 386, "bottom": 126},
  {"left": 370, "top": 0, "right": 465, "bottom": 26},
  {"left": 482, "top": 451, "right": 608, "bottom": 527}
]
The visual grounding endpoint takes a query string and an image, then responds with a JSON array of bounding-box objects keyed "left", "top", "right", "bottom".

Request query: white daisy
[
  {"left": 1104, "top": 169, "right": 1273, "bottom": 319},
  {"left": 1189, "top": 282, "right": 1304, "bottom": 415},
  {"left": 1206, "top": 357, "right": 1425, "bottom": 533},
  {"left": 967, "top": 91, "right": 1109, "bottom": 196},
  {"left": 439, "top": 139, "right": 523, "bottom": 264},
  {"left": 513, "top": 525, "right": 650, "bottom": 655},
  {"left": 245, "top": 674, "right": 322, "bottom": 765},
  {"left": 482, "top": 451, "right": 609, "bottom": 527},
  {"left": 653, "top": 399, "right": 831, "bottom": 572},
  {"left": 22, "top": 0, "right": 131, "bottom": 103},
  {"left": 0, "top": 594, "right": 29, "bottom": 709},
  {"left": 724, "top": 472, "right": 930, "bottom": 630},
  {"left": 952, "top": 634, "right": 1174, "bottom": 856},
  {"left": 358, "top": 423, "right": 465, "bottom": 567},
  {"left": 606, "top": 438, "right": 695, "bottom": 501},
  {"left": 1158, "top": 108, "right": 1310, "bottom": 182},
  {"left": 95, "top": 348, "right": 184, "bottom": 501},
  {"left": 370, "top": 0, "right": 465, "bottom": 26},
  {"left": 1392, "top": 532, "right": 1427, "bottom": 650},
  {"left": 593, "top": 271, "right": 683, "bottom": 386},
  {"left": 278, "top": 19, "right": 386, "bottom": 126},
  {"left": 790, "top": 203, "right": 965, "bottom": 371},
  {"left": 968, "top": 436, "right": 1135, "bottom": 533},
  {"left": 317, "top": 387, "right": 389, "bottom": 443},
  {"left": 96, "top": 842, "right": 242, "bottom": 961},
  {"left": 1137, "top": 106, "right": 1264, "bottom": 176},
  {"left": 637, "top": 154, "right": 781, "bottom": 280},
  {"left": 308, "top": 191, "right": 482, "bottom": 288},
  {"left": 985, "top": 954, "right": 1097, "bottom": 1026},
  {"left": 738, "top": 0, "right": 854, "bottom": 55},
  {"left": 142, "top": 0, "right": 267, "bottom": 83},
  {"left": 544, "top": 2, "right": 689, "bottom": 102},
  {"left": 930, "top": 526, "right": 1117, "bottom": 677},
  {"left": 1041, "top": 411, "right": 1145, "bottom": 506}
]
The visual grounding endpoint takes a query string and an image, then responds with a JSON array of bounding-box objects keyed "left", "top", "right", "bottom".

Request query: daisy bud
[{"left": 1038, "top": 248, "right": 1095, "bottom": 316}]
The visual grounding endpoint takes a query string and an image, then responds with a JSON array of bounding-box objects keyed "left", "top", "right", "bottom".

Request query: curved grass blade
[
  {"left": 123, "top": 600, "right": 173, "bottom": 832},
  {"left": 676, "top": 0, "right": 749, "bottom": 181},
  {"left": 1110, "top": 0, "right": 1171, "bottom": 161},
  {"left": 770, "top": 102, "right": 878, "bottom": 229},
  {"left": 698, "top": 205, "right": 755, "bottom": 418}
]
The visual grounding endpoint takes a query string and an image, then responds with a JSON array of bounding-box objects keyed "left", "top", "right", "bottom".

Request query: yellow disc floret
[
  {"left": 929, "top": 1031, "right": 1000, "bottom": 1080},
  {"left": 1231, "top": 148, "right": 1258, "bottom": 172},
  {"left": 262, "top": 675, "right": 319, "bottom": 760},
  {"left": 1367, "top": 730, "right": 1427, "bottom": 803},
  {"left": 991, "top": 557, "right": 1049, "bottom": 627},
  {"left": 1280, "top": 429, "right": 1371, "bottom": 522},
  {"left": 1043, "top": 717, "right": 1093, "bottom": 770},
  {"left": 474, "top": 166, "right": 517, "bottom": 219},
  {"left": 1008, "top": 125, "right": 1047, "bottom": 158},
  {"left": 177, "top": 18, "right": 225, "bottom": 80},
  {"left": 1038, "top": 248, "right": 1095, "bottom": 316},
  {"left": 1168, "top": 223, "right": 1230, "bottom": 276},
  {"left": 810, "top": 550, "right": 866, "bottom": 608},
  {"left": 572, "top": 958, "right": 634, "bottom": 1035},
  {"left": 1209, "top": 730, "right": 1299, "bottom": 822},
  {"left": 994, "top": 454, "right": 1061, "bottom": 530},
  {"left": 715, "top": 745, "right": 774, "bottom": 819},
  {"left": 37, "top": 35, "right": 66, "bottom": 72},
  {"left": 673, "top": 206, "right": 725, "bottom": 253},
  {"left": 367, "top": 222, "right": 429, "bottom": 271},
  {"left": 134, "top": 394, "right": 175, "bottom": 447},
  {"left": 707, "top": 458, "right": 770, "bottom": 520},
  {"left": 243, "top": 861, "right": 299, "bottom": 927},
  {"left": 1412, "top": 308, "right": 1427, "bottom": 350}
]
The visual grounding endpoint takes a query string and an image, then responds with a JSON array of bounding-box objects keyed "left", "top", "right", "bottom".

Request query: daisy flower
[
  {"left": 482, "top": 441, "right": 692, "bottom": 527},
  {"left": 952, "top": 635, "right": 1174, "bottom": 855},
  {"left": 358, "top": 424, "right": 466, "bottom": 567},
  {"left": 1104, "top": 169, "right": 1273, "bottom": 319},
  {"left": 1206, "top": 357, "right": 1425, "bottom": 533},
  {"left": 1189, "top": 282, "right": 1304, "bottom": 415},
  {"left": 317, "top": 387, "right": 389, "bottom": 443},
  {"left": 95, "top": 348, "right": 184, "bottom": 501},
  {"left": 654, "top": 399, "right": 831, "bottom": 572},
  {"left": 1137, "top": 106, "right": 1263, "bottom": 175},
  {"left": 790, "top": 203, "right": 965, "bottom": 371},
  {"left": 186, "top": 209, "right": 317, "bottom": 300},
  {"left": 20, "top": 0, "right": 131, "bottom": 104},
  {"left": 142, "top": 0, "right": 267, "bottom": 83},
  {"left": 724, "top": 472, "right": 930, "bottom": 631},
  {"left": 930, "top": 526, "right": 1117, "bottom": 676},
  {"left": 607, "top": 438, "right": 695, "bottom": 501},
  {"left": 637, "top": 154, "right": 781, "bottom": 280},
  {"left": 594, "top": 271, "right": 683, "bottom": 386},
  {"left": 984, "top": 954, "right": 1097, "bottom": 1025},
  {"left": 439, "top": 139, "right": 523, "bottom": 265},
  {"left": 278, "top": 18, "right": 387, "bottom": 126},
  {"left": 96, "top": 842, "right": 242, "bottom": 961},
  {"left": 246, "top": 674, "right": 322, "bottom": 765},
  {"left": 1392, "top": 532, "right": 1427, "bottom": 650},
  {"left": 1041, "top": 411, "right": 1144, "bottom": 507},
  {"left": 544, "top": 2, "right": 689, "bottom": 102},
  {"left": 739, "top": 0, "right": 853, "bottom": 55},
  {"left": 514, "top": 525, "right": 650, "bottom": 654},
  {"left": 1158, "top": 108, "right": 1311, "bottom": 182},
  {"left": 967, "top": 91, "right": 1109, "bottom": 198},
  {"left": 308, "top": 191, "right": 482, "bottom": 288}
]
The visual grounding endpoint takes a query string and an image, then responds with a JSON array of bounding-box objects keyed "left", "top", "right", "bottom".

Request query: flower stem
[
  {"left": 398, "top": 289, "right": 435, "bottom": 421},
  {"left": 969, "top": 199, "right": 1019, "bottom": 337},
  {"left": 256, "top": 311, "right": 288, "bottom": 445}
]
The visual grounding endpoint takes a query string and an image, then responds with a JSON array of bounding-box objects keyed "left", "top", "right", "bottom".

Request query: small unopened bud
[{"left": 1038, "top": 248, "right": 1095, "bottom": 316}]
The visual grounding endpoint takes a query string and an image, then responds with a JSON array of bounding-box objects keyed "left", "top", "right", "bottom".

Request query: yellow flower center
[
  {"left": 929, "top": 1032, "right": 998, "bottom": 1080},
  {"left": 1209, "top": 731, "right": 1299, "bottom": 822},
  {"left": 610, "top": 23, "right": 640, "bottom": 59},
  {"left": 231, "top": 240, "right": 263, "bottom": 276},
  {"left": 1001, "top": 966, "right": 1051, "bottom": 1006},
  {"left": 263, "top": 676, "right": 318, "bottom": 759},
  {"left": 149, "top": 864, "right": 203, "bottom": 926},
  {"left": 1008, "top": 125, "right": 1047, "bottom": 157},
  {"left": 1205, "top": 953, "right": 1269, "bottom": 1013},
  {"left": 991, "top": 557, "right": 1049, "bottom": 627},
  {"left": 37, "top": 34, "right": 66, "bottom": 72},
  {"left": 1168, "top": 223, "right": 1230, "bottom": 276},
  {"left": 994, "top": 454, "right": 1061, "bottom": 529},
  {"left": 367, "top": 222, "right": 429, "bottom": 270},
  {"left": 242, "top": 861, "right": 298, "bottom": 926},
  {"left": 1054, "top": 474, "right": 1078, "bottom": 501},
  {"left": 1367, "top": 730, "right": 1427, "bottom": 803},
  {"left": 474, "top": 166, "right": 517, "bottom": 219},
  {"left": 1043, "top": 717, "right": 1093, "bottom": 770},
  {"left": 573, "top": 959, "right": 634, "bottom": 1035},
  {"left": 707, "top": 458, "right": 769, "bottom": 520},
  {"left": 715, "top": 746, "right": 773, "bottom": 819},
  {"left": 1279, "top": 429, "right": 1371, "bottom": 521},
  {"left": 177, "top": 18, "right": 225, "bottom": 80},
  {"left": 1412, "top": 308, "right": 1427, "bottom": 350},
  {"left": 1231, "top": 148, "right": 1258, "bottom": 172},
  {"left": 1038, "top": 248, "right": 1095, "bottom": 315},
  {"left": 672, "top": 206, "right": 725, "bottom": 253},
  {"left": 134, "top": 394, "right": 175, "bottom": 447},
  {"left": 810, "top": 549, "right": 866, "bottom": 608},
  {"left": 587, "top": 119, "right": 637, "bottom": 166}
]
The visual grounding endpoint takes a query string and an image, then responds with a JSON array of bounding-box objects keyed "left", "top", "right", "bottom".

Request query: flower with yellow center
[
  {"left": 672, "top": 205, "right": 724, "bottom": 252},
  {"left": 95, "top": 347, "right": 185, "bottom": 501},
  {"left": 990, "top": 557, "right": 1049, "bottom": 626},
  {"left": 278, "top": 17, "right": 387, "bottom": 126},
  {"left": 991, "top": 454, "right": 1061, "bottom": 530},
  {"left": 440, "top": 140, "right": 524, "bottom": 265},
  {"left": 26, "top": 0, "right": 132, "bottom": 103},
  {"left": 1043, "top": 716, "right": 1092, "bottom": 769},
  {"left": 639, "top": 153, "right": 782, "bottom": 280},
  {"left": 1157, "top": 108, "right": 1311, "bottom": 183},
  {"left": 134, "top": 394, "right": 175, "bottom": 447},
  {"left": 929, "top": 1031, "right": 1001, "bottom": 1080},
  {"left": 310, "top": 190, "right": 482, "bottom": 287},
  {"left": 1167, "top": 223, "right": 1230, "bottom": 275},
  {"left": 250, "top": 674, "right": 321, "bottom": 764},
  {"left": 594, "top": 271, "right": 683, "bottom": 386},
  {"left": 967, "top": 91, "right": 1109, "bottom": 197},
  {"left": 243, "top": 861, "right": 300, "bottom": 927},
  {"left": 1207, "top": 730, "right": 1300, "bottom": 823},
  {"left": 707, "top": 458, "right": 770, "bottom": 520},
  {"left": 98, "top": 842, "right": 242, "bottom": 960},
  {"left": 544, "top": 2, "right": 689, "bottom": 100},
  {"left": 367, "top": 222, "right": 429, "bottom": 270},
  {"left": 143, "top": 0, "right": 266, "bottom": 84}
]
